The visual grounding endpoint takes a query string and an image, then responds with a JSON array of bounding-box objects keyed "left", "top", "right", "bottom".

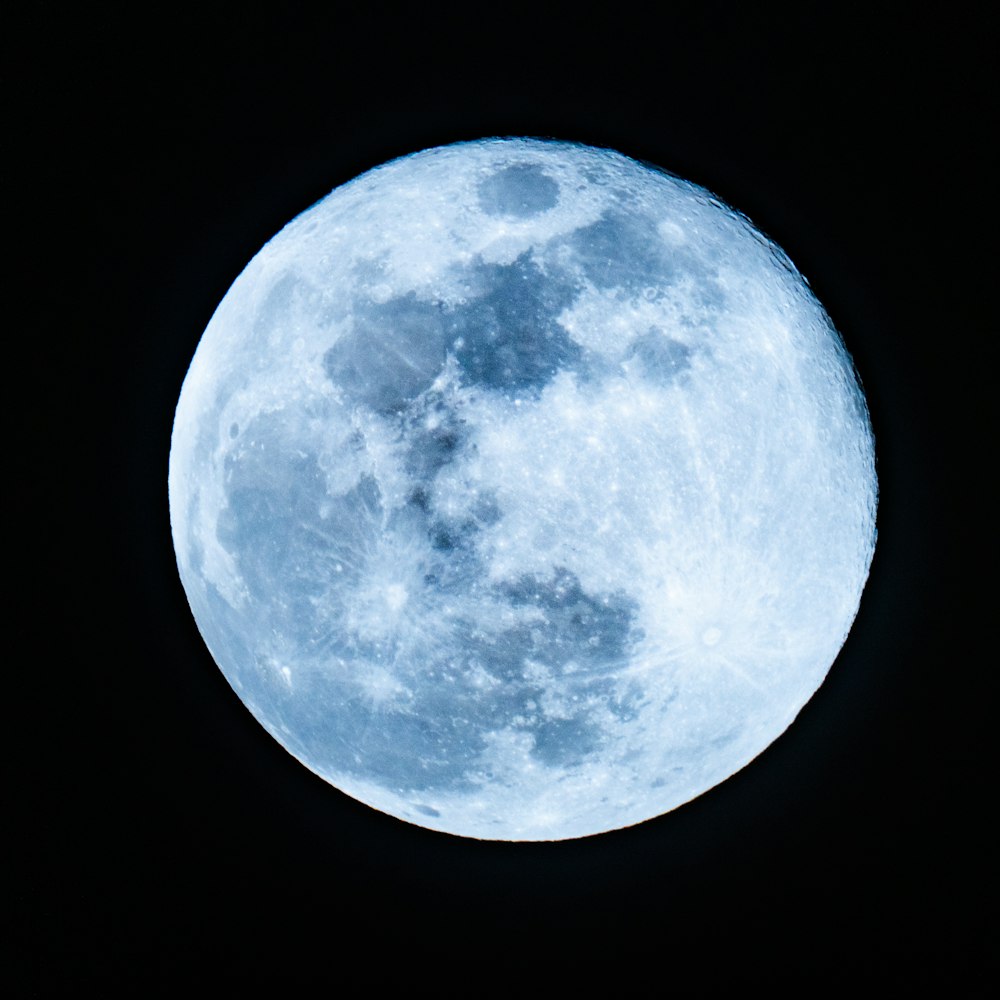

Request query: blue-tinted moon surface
[{"left": 169, "top": 139, "right": 877, "bottom": 840}]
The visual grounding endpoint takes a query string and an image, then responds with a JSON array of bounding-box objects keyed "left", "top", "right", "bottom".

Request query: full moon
[{"left": 169, "top": 138, "right": 877, "bottom": 841}]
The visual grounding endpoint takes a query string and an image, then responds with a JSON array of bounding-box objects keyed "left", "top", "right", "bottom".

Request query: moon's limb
[{"left": 169, "top": 139, "right": 877, "bottom": 840}]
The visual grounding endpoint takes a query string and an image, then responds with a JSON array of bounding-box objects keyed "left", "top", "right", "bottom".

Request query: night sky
[{"left": 13, "top": 6, "right": 991, "bottom": 991}]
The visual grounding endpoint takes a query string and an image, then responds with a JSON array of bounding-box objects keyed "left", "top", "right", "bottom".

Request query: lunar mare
[{"left": 169, "top": 139, "right": 877, "bottom": 840}]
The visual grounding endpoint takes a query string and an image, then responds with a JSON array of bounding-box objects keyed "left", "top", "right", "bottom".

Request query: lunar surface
[{"left": 169, "top": 138, "right": 877, "bottom": 840}]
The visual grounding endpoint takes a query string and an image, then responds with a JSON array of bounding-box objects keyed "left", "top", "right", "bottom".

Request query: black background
[{"left": 14, "top": 5, "right": 991, "bottom": 991}]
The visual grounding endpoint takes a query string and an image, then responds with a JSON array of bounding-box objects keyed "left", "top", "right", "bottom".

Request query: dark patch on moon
[
  {"left": 627, "top": 329, "right": 693, "bottom": 383},
  {"left": 449, "top": 253, "right": 581, "bottom": 395},
  {"left": 497, "top": 567, "right": 639, "bottom": 673},
  {"left": 453, "top": 568, "right": 644, "bottom": 768},
  {"left": 326, "top": 251, "right": 581, "bottom": 411},
  {"left": 567, "top": 210, "right": 672, "bottom": 292},
  {"left": 478, "top": 163, "right": 560, "bottom": 218},
  {"left": 284, "top": 564, "right": 645, "bottom": 787},
  {"left": 217, "top": 416, "right": 385, "bottom": 650},
  {"left": 290, "top": 683, "right": 487, "bottom": 793},
  {"left": 250, "top": 273, "right": 300, "bottom": 350},
  {"left": 403, "top": 398, "right": 467, "bottom": 481},
  {"left": 531, "top": 716, "right": 602, "bottom": 767},
  {"left": 323, "top": 292, "right": 449, "bottom": 413},
  {"left": 217, "top": 416, "right": 335, "bottom": 611}
]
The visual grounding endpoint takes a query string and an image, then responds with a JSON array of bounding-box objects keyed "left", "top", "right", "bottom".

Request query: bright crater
[{"left": 169, "top": 139, "right": 877, "bottom": 840}]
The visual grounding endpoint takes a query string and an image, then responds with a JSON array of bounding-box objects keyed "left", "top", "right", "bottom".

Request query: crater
[{"left": 702, "top": 627, "right": 722, "bottom": 646}]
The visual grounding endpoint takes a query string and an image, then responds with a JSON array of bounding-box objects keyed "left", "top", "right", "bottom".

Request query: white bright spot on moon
[{"left": 169, "top": 138, "right": 877, "bottom": 841}]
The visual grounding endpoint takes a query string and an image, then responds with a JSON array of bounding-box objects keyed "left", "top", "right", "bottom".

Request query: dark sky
[{"left": 13, "top": 6, "right": 991, "bottom": 991}]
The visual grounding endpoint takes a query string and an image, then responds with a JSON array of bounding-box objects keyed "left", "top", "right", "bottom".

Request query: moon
[{"left": 168, "top": 138, "right": 877, "bottom": 841}]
